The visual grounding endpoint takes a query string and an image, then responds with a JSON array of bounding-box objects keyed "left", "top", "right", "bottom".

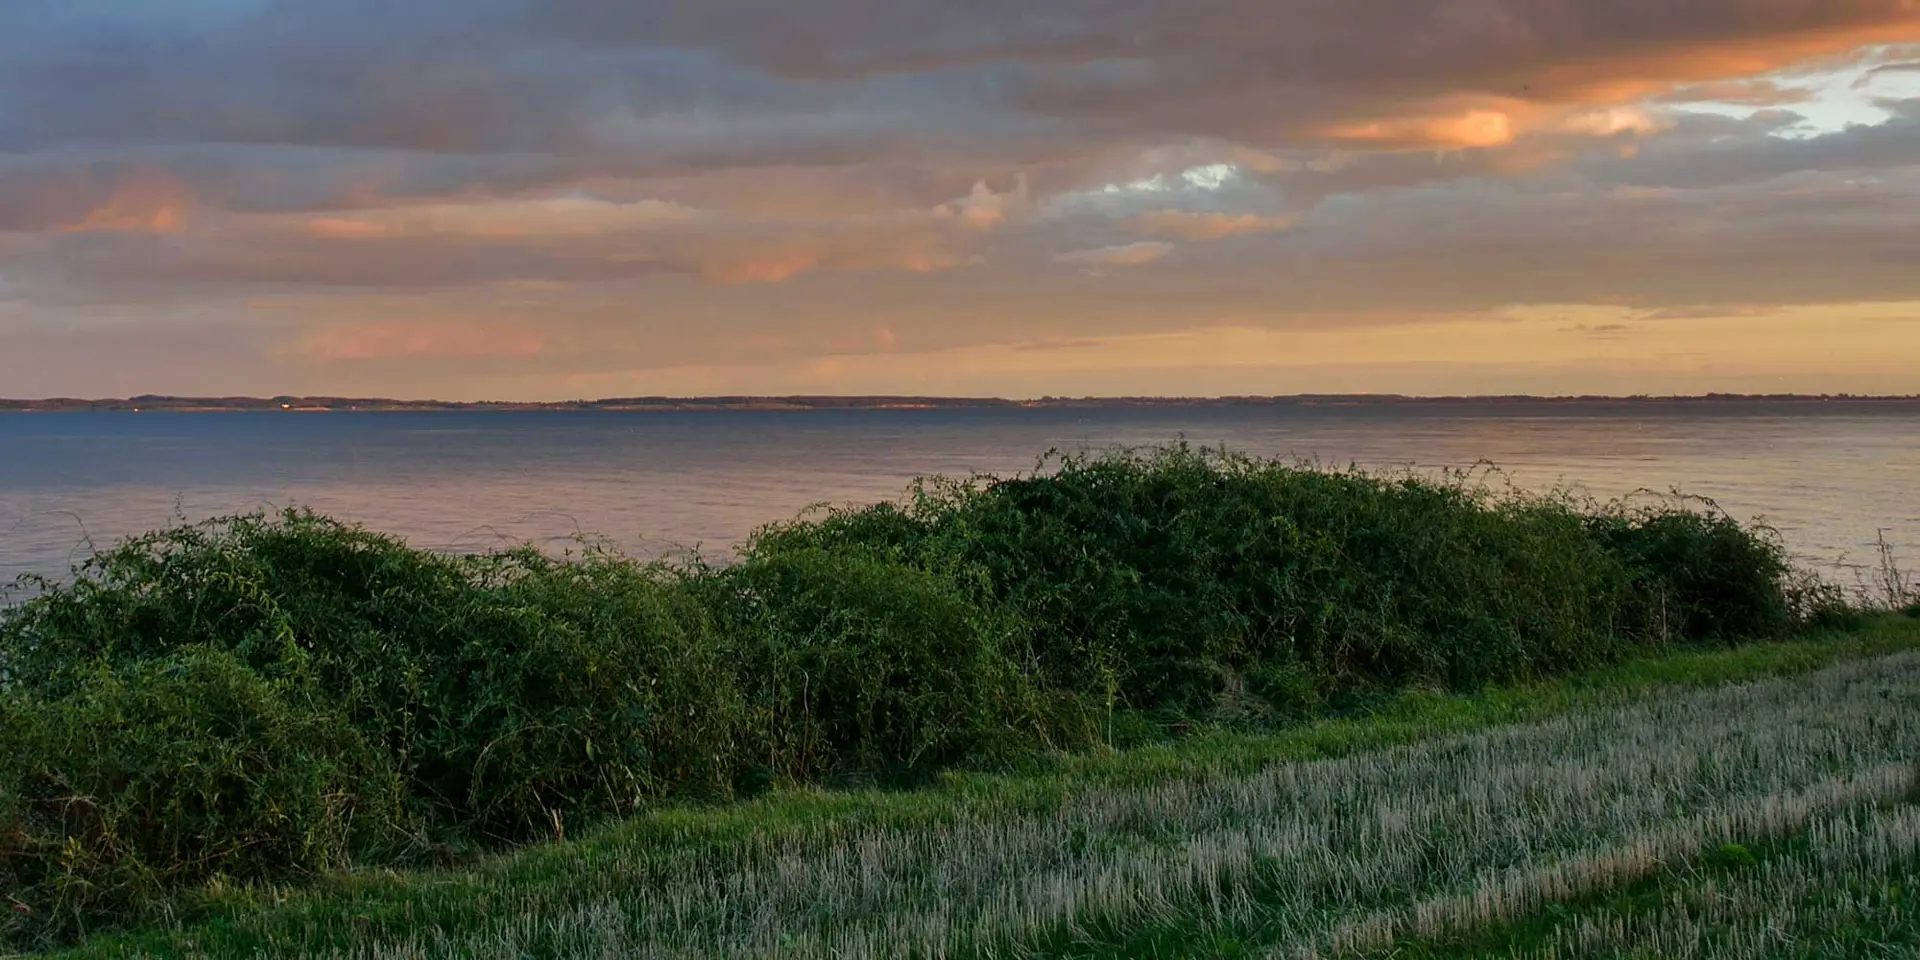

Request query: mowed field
[{"left": 50, "top": 616, "right": 1920, "bottom": 960}]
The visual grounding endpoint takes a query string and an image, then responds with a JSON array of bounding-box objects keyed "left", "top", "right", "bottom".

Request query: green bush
[
  {"left": 752, "top": 447, "right": 1649, "bottom": 713},
  {"left": 1584, "top": 506, "right": 1794, "bottom": 643},
  {"left": 0, "top": 648, "right": 406, "bottom": 948},
  {"left": 0, "top": 448, "right": 1819, "bottom": 947},
  {"left": 0, "top": 515, "right": 749, "bottom": 841},
  {"left": 447, "top": 550, "right": 747, "bottom": 835},
  {"left": 713, "top": 547, "right": 1059, "bottom": 784}
]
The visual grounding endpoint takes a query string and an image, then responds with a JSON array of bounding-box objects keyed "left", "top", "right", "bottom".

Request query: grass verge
[
  {"left": 1363, "top": 806, "right": 1920, "bottom": 959},
  {"left": 31, "top": 614, "right": 1920, "bottom": 960}
]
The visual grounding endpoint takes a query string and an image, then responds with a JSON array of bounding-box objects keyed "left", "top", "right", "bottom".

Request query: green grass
[
  {"left": 30, "top": 614, "right": 1920, "bottom": 960},
  {"left": 1363, "top": 808, "right": 1920, "bottom": 959}
]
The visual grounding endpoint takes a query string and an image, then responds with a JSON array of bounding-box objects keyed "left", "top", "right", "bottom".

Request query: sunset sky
[{"left": 3, "top": 1, "right": 1919, "bottom": 400}]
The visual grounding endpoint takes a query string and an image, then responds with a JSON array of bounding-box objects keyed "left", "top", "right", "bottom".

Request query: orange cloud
[
  {"left": 1528, "top": 15, "right": 1920, "bottom": 107},
  {"left": 306, "top": 217, "right": 394, "bottom": 239},
  {"left": 292, "top": 320, "right": 549, "bottom": 361},
  {"left": 701, "top": 254, "right": 817, "bottom": 284},
  {"left": 700, "top": 242, "right": 959, "bottom": 284},
  {"left": 1132, "top": 210, "right": 1293, "bottom": 240},
  {"left": 693, "top": 221, "right": 967, "bottom": 284},
  {"left": 55, "top": 171, "right": 194, "bottom": 235},
  {"left": 1324, "top": 108, "right": 1520, "bottom": 149},
  {"left": 280, "top": 191, "right": 976, "bottom": 285},
  {"left": 1317, "top": 100, "right": 1670, "bottom": 151},
  {"left": 299, "top": 197, "right": 704, "bottom": 242},
  {"left": 1302, "top": 14, "right": 1917, "bottom": 152}
]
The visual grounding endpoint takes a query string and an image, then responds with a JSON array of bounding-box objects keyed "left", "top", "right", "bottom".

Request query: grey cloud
[
  {"left": 3, "top": 0, "right": 1915, "bottom": 194},
  {"left": 1659, "top": 79, "right": 1815, "bottom": 106},
  {"left": 1231, "top": 101, "right": 1916, "bottom": 210},
  {"left": 17, "top": 154, "right": 1917, "bottom": 319},
  {"left": 570, "top": 0, "right": 1920, "bottom": 148},
  {"left": 1856, "top": 60, "right": 1920, "bottom": 86},
  {"left": 19, "top": 203, "right": 977, "bottom": 291},
  {"left": 0, "top": 0, "right": 1917, "bottom": 363},
  {"left": 1579, "top": 102, "right": 1920, "bottom": 190}
]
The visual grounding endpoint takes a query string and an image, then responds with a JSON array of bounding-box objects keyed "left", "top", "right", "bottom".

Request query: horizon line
[{"left": 5, "top": 391, "right": 1920, "bottom": 410}]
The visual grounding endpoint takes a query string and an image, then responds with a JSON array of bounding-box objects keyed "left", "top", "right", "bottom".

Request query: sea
[{"left": 2, "top": 402, "right": 1915, "bottom": 591}]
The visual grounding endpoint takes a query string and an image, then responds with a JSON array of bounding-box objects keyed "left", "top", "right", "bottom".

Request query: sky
[{"left": 2, "top": 1, "right": 1919, "bottom": 400}]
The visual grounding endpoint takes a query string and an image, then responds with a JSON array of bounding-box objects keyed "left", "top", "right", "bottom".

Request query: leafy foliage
[
  {"left": 0, "top": 447, "right": 1818, "bottom": 947},
  {"left": 708, "top": 548, "right": 1056, "bottom": 785},
  {"left": 751, "top": 447, "right": 1796, "bottom": 717},
  {"left": 0, "top": 648, "right": 406, "bottom": 946}
]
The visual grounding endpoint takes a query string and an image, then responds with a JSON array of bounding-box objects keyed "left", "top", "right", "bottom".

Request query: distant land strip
[{"left": 3, "top": 393, "right": 1919, "bottom": 412}]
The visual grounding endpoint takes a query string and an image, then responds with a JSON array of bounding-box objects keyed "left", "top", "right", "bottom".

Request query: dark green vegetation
[
  {"left": 0, "top": 446, "right": 1852, "bottom": 949},
  {"left": 31, "top": 618, "right": 1920, "bottom": 960}
]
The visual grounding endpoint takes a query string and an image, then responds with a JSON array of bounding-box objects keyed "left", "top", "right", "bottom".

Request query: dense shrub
[
  {"left": 711, "top": 547, "right": 1061, "bottom": 784},
  {"left": 0, "top": 448, "right": 1817, "bottom": 946},
  {"left": 426, "top": 550, "right": 749, "bottom": 837},
  {"left": 1584, "top": 506, "right": 1795, "bottom": 644},
  {"left": 0, "top": 517, "right": 747, "bottom": 840},
  {"left": 752, "top": 448, "right": 1665, "bottom": 714},
  {"left": 0, "top": 648, "right": 406, "bottom": 947}
]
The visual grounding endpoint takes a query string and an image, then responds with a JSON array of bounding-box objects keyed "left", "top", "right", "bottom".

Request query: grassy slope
[
  {"left": 41, "top": 615, "right": 1920, "bottom": 960},
  {"left": 1364, "top": 824, "right": 1920, "bottom": 959}
]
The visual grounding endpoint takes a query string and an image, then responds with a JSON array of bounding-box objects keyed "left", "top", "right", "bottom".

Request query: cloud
[
  {"left": 6, "top": 1, "right": 1915, "bottom": 191},
  {"left": 15, "top": 198, "right": 978, "bottom": 291},
  {"left": 0, "top": 165, "right": 197, "bottom": 234},
  {"left": 1054, "top": 241, "right": 1174, "bottom": 267},
  {"left": 1012, "top": 337, "right": 1107, "bottom": 351},
  {"left": 297, "top": 197, "right": 705, "bottom": 241},
  {"left": 1579, "top": 102, "right": 1920, "bottom": 189},
  {"left": 692, "top": 228, "right": 965, "bottom": 284},
  {"left": 603, "top": 0, "right": 1920, "bottom": 152},
  {"left": 1856, "top": 59, "right": 1920, "bottom": 87},
  {"left": 1562, "top": 321, "right": 1634, "bottom": 338},
  {"left": 3, "top": 0, "right": 1920, "bottom": 397},
  {"left": 1131, "top": 210, "right": 1293, "bottom": 240},
  {"left": 933, "top": 175, "right": 1031, "bottom": 229},
  {"left": 1321, "top": 108, "right": 1522, "bottom": 149},
  {"left": 1634, "top": 304, "right": 1786, "bottom": 320},
  {"left": 289, "top": 319, "right": 550, "bottom": 361},
  {"left": 1661, "top": 79, "right": 1817, "bottom": 106}
]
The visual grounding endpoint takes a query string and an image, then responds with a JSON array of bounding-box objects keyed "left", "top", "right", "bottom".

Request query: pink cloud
[
  {"left": 1132, "top": 210, "right": 1293, "bottom": 240},
  {"left": 290, "top": 320, "right": 549, "bottom": 361},
  {"left": 43, "top": 169, "right": 197, "bottom": 235}
]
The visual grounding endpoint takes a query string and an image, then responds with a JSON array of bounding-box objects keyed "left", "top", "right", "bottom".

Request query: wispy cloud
[
  {"left": 286, "top": 320, "right": 551, "bottom": 362},
  {"left": 1131, "top": 210, "right": 1292, "bottom": 240},
  {"left": 1054, "top": 241, "right": 1174, "bottom": 267}
]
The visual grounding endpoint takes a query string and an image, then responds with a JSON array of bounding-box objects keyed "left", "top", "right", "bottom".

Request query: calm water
[{"left": 2, "top": 403, "right": 1916, "bottom": 588}]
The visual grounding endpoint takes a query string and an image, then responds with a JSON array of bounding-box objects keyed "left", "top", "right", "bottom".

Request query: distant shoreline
[{"left": 2, "top": 393, "right": 1919, "bottom": 413}]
